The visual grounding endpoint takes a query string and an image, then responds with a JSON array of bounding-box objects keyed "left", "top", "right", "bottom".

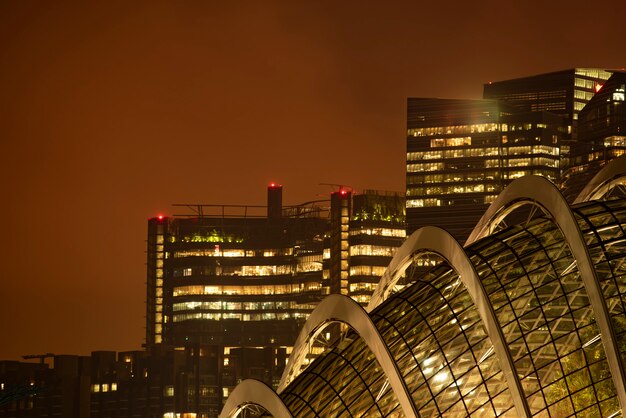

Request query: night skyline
[{"left": 1, "top": 1, "right": 625, "bottom": 361}]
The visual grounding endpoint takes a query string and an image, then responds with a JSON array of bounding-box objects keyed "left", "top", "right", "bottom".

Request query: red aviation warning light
[{"left": 595, "top": 84, "right": 603, "bottom": 93}]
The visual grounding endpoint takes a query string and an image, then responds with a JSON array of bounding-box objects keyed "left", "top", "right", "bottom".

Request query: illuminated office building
[
  {"left": 324, "top": 189, "right": 406, "bottom": 305},
  {"left": 406, "top": 69, "right": 617, "bottom": 242},
  {"left": 345, "top": 190, "right": 406, "bottom": 305},
  {"left": 146, "top": 185, "right": 327, "bottom": 352},
  {"left": 406, "top": 98, "right": 563, "bottom": 241},
  {"left": 483, "top": 68, "right": 612, "bottom": 139},
  {"left": 146, "top": 185, "right": 405, "bottom": 405},
  {"left": 561, "top": 71, "right": 626, "bottom": 201}
]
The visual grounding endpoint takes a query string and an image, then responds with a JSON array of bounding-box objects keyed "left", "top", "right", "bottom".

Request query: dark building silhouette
[
  {"left": 1, "top": 349, "right": 226, "bottom": 418},
  {"left": 1, "top": 355, "right": 90, "bottom": 418}
]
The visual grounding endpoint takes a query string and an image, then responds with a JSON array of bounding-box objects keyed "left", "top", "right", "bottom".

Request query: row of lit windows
[
  {"left": 504, "top": 123, "right": 533, "bottom": 131},
  {"left": 350, "top": 265, "right": 387, "bottom": 277},
  {"left": 408, "top": 173, "right": 498, "bottom": 184},
  {"left": 173, "top": 312, "right": 308, "bottom": 322},
  {"left": 574, "top": 90, "right": 595, "bottom": 101},
  {"left": 349, "top": 282, "right": 375, "bottom": 293},
  {"left": 406, "top": 195, "right": 499, "bottom": 207},
  {"left": 407, "top": 147, "right": 499, "bottom": 161},
  {"left": 173, "top": 284, "right": 321, "bottom": 297},
  {"left": 407, "top": 184, "right": 497, "bottom": 196},
  {"left": 173, "top": 248, "right": 293, "bottom": 258},
  {"left": 605, "top": 136, "right": 626, "bottom": 147},
  {"left": 505, "top": 157, "right": 559, "bottom": 168},
  {"left": 408, "top": 122, "right": 562, "bottom": 139},
  {"left": 574, "top": 77, "right": 601, "bottom": 89},
  {"left": 173, "top": 301, "right": 295, "bottom": 312},
  {"left": 408, "top": 123, "right": 499, "bottom": 137},
  {"left": 349, "top": 244, "right": 396, "bottom": 257},
  {"left": 153, "top": 228, "right": 165, "bottom": 345},
  {"left": 506, "top": 145, "right": 559, "bottom": 156},
  {"left": 296, "top": 255, "right": 324, "bottom": 273},
  {"left": 91, "top": 383, "right": 118, "bottom": 393},
  {"left": 177, "top": 234, "right": 244, "bottom": 244},
  {"left": 575, "top": 69, "right": 611, "bottom": 79},
  {"left": 349, "top": 227, "right": 406, "bottom": 237},
  {"left": 408, "top": 145, "right": 559, "bottom": 163},
  {"left": 501, "top": 135, "right": 559, "bottom": 146},
  {"left": 430, "top": 137, "right": 471, "bottom": 147},
  {"left": 406, "top": 162, "right": 445, "bottom": 172},
  {"left": 174, "top": 264, "right": 297, "bottom": 277},
  {"left": 163, "top": 411, "right": 204, "bottom": 418}
]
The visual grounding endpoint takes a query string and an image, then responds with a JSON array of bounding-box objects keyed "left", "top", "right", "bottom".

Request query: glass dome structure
[{"left": 221, "top": 157, "right": 626, "bottom": 418}]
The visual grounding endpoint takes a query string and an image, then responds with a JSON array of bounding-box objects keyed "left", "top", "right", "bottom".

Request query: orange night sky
[{"left": 1, "top": 1, "right": 624, "bottom": 360}]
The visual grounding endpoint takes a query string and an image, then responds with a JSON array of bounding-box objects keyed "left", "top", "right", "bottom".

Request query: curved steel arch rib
[
  {"left": 368, "top": 226, "right": 531, "bottom": 418},
  {"left": 574, "top": 154, "right": 626, "bottom": 203},
  {"left": 277, "top": 294, "right": 418, "bottom": 418},
  {"left": 219, "top": 379, "right": 292, "bottom": 418},
  {"left": 465, "top": 175, "right": 626, "bottom": 412}
]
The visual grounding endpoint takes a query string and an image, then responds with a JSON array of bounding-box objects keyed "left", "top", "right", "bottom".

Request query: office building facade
[
  {"left": 324, "top": 189, "right": 406, "bottom": 305},
  {"left": 406, "top": 98, "right": 563, "bottom": 241},
  {"left": 407, "top": 68, "right": 617, "bottom": 242},
  {"left": 144, "top": 185, "right": 405, "bottom": 413},
  {"left": 483, "top": 68, "right": 612, "bottom": 139},
  {"left": 561, "top": 71, "right": 626, "bottom": 201},
  {"left": 146, "top": 185, "right": 328, "bottom": 389}
]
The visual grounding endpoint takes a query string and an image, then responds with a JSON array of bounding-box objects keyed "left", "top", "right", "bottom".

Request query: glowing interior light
[
  {"left": 433, "top": 370, "right": 448, "bottom": 383},
  {"left": 595, "top": 84, "right": 603, "bottom": 93}
]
